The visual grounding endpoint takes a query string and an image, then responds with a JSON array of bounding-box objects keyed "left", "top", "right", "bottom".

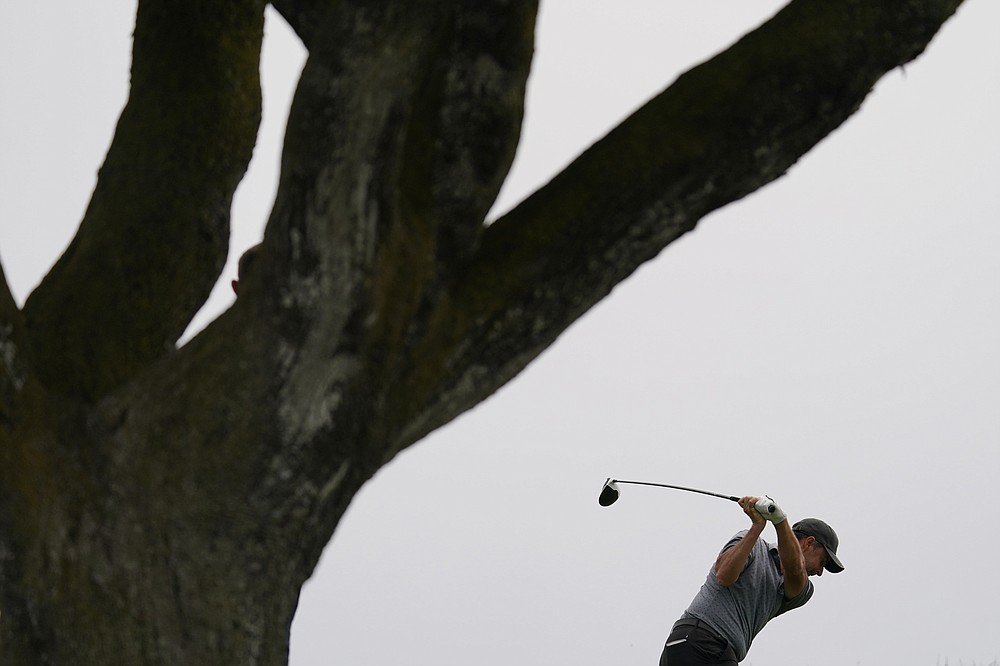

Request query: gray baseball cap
[{"left": 793, "top": 518, "right": 844, "bottom": 573}]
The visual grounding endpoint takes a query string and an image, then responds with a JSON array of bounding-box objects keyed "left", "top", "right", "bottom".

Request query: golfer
[{"left": 660, "top": 495, "right": 844, "bottom": 665}]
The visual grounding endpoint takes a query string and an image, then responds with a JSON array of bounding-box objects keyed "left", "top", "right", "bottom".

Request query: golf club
[{"left": 599, "top": 478, "right": 776, "bottom": 514}]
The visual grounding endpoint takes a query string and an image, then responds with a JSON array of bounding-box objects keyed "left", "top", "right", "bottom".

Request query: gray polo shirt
[{"left": 680, "top": 530, "right": 813, "bottom": 661}]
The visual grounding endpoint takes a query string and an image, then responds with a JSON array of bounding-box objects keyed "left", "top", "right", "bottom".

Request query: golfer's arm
[
  {"left": 775, "top": 519, "right": 807, "bottom": 598},
  {"left": 714, "top": 524, "right": 764, "bottom": 587}
]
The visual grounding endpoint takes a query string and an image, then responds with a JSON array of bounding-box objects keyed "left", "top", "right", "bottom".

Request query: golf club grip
[{"left": 727, "top": 495, "right": 776, "bottom": 513}]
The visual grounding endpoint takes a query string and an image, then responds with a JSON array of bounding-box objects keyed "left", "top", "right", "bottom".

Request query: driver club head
[{"left": 598, "top": 478, "right": 620, "bottom": 506}]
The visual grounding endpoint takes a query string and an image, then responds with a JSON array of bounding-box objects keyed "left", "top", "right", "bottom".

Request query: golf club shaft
[{"left": 610, "top": 479, "right": 739, "bottom": 502}]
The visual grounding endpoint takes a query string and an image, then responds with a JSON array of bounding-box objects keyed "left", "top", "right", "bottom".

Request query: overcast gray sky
[{"left": 2, "top": 2, "right": 998, "bottom": 665}]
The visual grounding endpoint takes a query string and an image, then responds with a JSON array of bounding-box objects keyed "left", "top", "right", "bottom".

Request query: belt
[
  {"left": 667, "top": 617, "right": 729, "bottom": 646},
  {"left": 671, "top": 617, "right": 724, "bottom": 641},
  {"left": 665, "top": 618, "right": 737, "bottom": 662}
]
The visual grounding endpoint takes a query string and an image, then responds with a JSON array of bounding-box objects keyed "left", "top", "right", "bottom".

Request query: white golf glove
[{"left": 755, "top": 495, "right": 786, "bottom": 524}]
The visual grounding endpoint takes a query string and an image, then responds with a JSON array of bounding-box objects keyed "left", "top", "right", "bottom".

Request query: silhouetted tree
[{"left": 0, "top": 0, "right": 964, "bottom": 662}]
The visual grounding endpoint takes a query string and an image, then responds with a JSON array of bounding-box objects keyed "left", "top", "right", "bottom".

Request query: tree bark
[{"left": 0, "top": 0, "right": 964, "bottom": 662}]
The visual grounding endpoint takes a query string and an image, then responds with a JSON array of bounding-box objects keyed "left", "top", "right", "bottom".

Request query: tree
[{"left": 0, "top": 0, "right": 965, "bottom": 662}]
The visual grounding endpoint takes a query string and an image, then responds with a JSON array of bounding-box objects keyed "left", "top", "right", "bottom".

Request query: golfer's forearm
[{"left": 715, "top": 524, "right": 764, "bottom": 586}]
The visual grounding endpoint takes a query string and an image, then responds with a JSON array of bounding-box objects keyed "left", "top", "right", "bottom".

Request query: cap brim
[{"left": 824, "top": 549, "right": 845, "bottom": 574}]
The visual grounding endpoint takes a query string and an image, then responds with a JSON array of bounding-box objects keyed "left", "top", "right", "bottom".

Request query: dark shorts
[{"left": 659, "top": 618, "right": 738, "bottom": 666}]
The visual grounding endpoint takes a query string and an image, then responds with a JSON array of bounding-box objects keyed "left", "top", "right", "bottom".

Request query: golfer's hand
[
  {"left": 738, "top": 496, "right": 768, "bottom": 529},
  {"left": 755, "top": 495, "right": 787, "bottom": 524}
]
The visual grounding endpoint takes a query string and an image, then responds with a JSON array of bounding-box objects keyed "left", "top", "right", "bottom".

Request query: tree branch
[
  {"left": 419, "top": 0, "right": 538, "bottom": 270},
  {"left": 268, "top": 0, "right": 331, "bottom": 48},
  {"left": 0, "top": 265, "right": 28, "bottom": 434},
  {"left": 390, "top": 0, "right": 966, "bottom": 450},
  {"left": 21, "top": 0, "right": 266, "bottom": 400},
  {"left": 188, "top": 0, "right": 538, "bottom": 559}
]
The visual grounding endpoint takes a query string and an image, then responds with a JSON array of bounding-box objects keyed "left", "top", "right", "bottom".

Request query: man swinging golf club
[{"left": 660, "top": 495, "right": 844, "bottom": 665}]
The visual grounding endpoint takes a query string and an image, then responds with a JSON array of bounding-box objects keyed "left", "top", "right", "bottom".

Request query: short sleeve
[
  {"left": 720, "top": 530, "right": 751, "bottom": 557},
  {"left": 777, "top": 578, "right": 814, "bottom": 616}
]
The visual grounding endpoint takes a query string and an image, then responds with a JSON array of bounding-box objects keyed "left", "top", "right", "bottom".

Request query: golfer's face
[{"left": 804, "top": 541, "right": 828, "bottom": 577}]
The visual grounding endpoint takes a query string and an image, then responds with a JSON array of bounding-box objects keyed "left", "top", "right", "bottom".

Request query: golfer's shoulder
[
  {"left": 721, "top": 529, "right": 762, "bottom": 552},
  {"left": 727, "top": 529, "right": 762, "bottom": 545}
]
